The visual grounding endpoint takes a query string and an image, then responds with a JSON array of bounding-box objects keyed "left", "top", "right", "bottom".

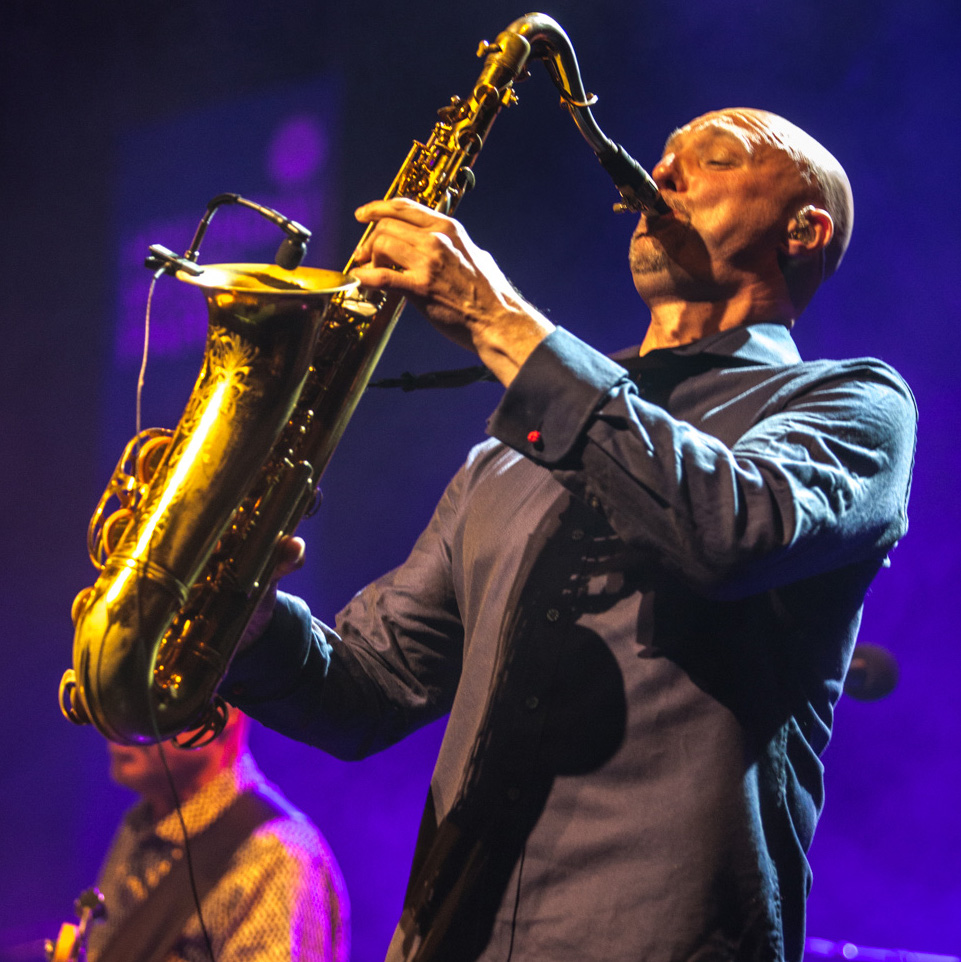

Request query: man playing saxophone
[{"left": 223, "top": 108, "right": 916, "bottom": 962}]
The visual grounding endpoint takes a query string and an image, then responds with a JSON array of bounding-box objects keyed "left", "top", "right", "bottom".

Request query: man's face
[
  {"left": 107, "top": 735, "right": 213, "bottom": 802},
  {"left": 630, "top": 109, "right": 806, "bottom": 304}
]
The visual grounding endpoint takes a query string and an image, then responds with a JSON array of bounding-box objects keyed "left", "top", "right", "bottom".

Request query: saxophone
[{"left": 60, "top": 13, "right": 664, "bottom": 746}]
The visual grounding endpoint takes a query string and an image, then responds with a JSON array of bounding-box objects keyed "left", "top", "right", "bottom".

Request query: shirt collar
[{"left": 611, "top": 322, "right": 802, "bottom": 369}]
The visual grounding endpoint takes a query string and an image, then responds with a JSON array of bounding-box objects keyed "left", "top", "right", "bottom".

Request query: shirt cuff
[
  {"left": 221, "top": 591, "right": 325, "bottom": 704},
  {"left": 486, "top": 326, "right": 629, "bottom": 464}
]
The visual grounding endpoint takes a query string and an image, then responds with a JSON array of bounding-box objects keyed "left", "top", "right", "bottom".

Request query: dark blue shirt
[{"left": 224, "top": 323, "right": 916, "bottom": 962}]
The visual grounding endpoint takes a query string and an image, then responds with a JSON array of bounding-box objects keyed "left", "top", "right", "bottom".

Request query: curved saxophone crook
[{"left": 501, "top": 13, "right": 668, "bottom": 215}]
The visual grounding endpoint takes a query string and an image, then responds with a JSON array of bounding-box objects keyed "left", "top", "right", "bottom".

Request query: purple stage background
[{"left": 1, "top": 2, "right": 958, "bottom": 960}]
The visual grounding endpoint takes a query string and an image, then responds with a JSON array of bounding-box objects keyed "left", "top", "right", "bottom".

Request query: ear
[{"left": 784, "top": 205, "right": 834, "bottom": 258}]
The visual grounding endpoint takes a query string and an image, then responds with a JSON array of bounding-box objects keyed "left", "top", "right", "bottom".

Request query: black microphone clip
[{"left": 144, "top": 243, "right": 205, "bottom": 277}]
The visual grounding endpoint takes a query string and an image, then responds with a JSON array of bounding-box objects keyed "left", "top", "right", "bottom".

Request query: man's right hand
[{"left": 350, "top": 198, "right": 555, "bottom": 387}]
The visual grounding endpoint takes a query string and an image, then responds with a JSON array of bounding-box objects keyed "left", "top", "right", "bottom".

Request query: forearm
[
  {"left": 223, "top": 473, "right": 467, "bottom": 757},
  {"left": 469, "top": 297, "right": 555, "bottom": 387},
  {"left": 488, "top": 327, "right": 915, "bottom": 597}
]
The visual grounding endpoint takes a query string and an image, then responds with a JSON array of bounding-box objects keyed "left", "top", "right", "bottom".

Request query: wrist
[{"left": 472, "top": 306, "right": 555, "bottom": 386}]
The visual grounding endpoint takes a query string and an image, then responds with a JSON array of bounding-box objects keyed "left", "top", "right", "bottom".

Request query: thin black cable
[
  {"left": 367, "top": 365, "right": 495, "bottom": 391},
  {"left": 136, "top": 269, "right": 163, "bottom": 450},
  {"left": 125, "top": 190, "right": 308, "bottom": 959},
  {"left": 148, "top": 714, "right": 218, "bottom": 962},
  {"left": 136, "top": 277, "right": 218, "bottom": 962}
]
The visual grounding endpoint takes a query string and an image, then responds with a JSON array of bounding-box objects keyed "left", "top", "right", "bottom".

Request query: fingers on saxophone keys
[
  {"left": 349, "top": 265, "right": 409, "bottom": 293},
  {"left": 354, "top": 200, "right": 401, "bottom": 227},
  {"left": 369, "top": 229, "right": 420, "bottom": 274},
  {"left": 355, "top": 197, "right": 449, "bottom": 229},
  {"left": 353, "top": 218, "right": 400, "bottom": 265}
]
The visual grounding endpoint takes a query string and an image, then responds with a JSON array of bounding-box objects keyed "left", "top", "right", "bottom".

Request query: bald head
[
  {"left": 634, "top": 107, "right": 856, "bottom": 341},
  {"left": 688, "top": 108, "right": 854, "bottom": 277}
]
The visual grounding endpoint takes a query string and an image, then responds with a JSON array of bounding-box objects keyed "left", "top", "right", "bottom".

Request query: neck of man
[
  {"left": 639, "top": 282, "right": 795, "bottom": 355},
  {"left": 142, "top": 749, "right": 238, "bottom": 823},
  {"left": 143, "top": 775, "right": 202, "bottom": 823}
]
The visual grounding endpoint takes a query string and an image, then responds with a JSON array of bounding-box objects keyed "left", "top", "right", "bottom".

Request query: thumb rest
[{"left": 60, "top": 13, "right": 664, "bottom": 745}]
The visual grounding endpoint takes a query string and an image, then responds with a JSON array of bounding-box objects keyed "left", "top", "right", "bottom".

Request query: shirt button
[
  {"left": 525, "top": 695, "right": 540, "bottom": 711},
  {"left": 571, "top": 528, "right": 585, "bottom": 541},
  {"left": 546, "top": 608, "right": 560, "bottom": 622},
  {"left": 588, "top": 495, "right": 601, "bottom": 510},
  {"left": 506, "top": 786, "right": 521, "bottom": 802}
]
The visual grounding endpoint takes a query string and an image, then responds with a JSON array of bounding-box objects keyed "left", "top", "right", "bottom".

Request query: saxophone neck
[{"left": 498, "top": 12, "right": 668, "bottom": 215}]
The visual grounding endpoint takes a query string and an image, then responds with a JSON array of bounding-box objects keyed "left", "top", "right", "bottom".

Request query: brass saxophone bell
[{"left": 66, "top": 264, "right": 357, "bottom": 745}]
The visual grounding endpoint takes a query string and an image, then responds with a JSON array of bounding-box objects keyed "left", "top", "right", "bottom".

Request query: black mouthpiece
[{"left": 598, "top": 143, "right": 669, "bottom": 215}]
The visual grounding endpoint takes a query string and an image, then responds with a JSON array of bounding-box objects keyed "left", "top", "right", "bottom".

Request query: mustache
[
  {"left": 656, "top": 199, "right": 688, "bottom": 221},
  {"left": 633, "top": 201, "right": 690, "bottom": 238}
]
